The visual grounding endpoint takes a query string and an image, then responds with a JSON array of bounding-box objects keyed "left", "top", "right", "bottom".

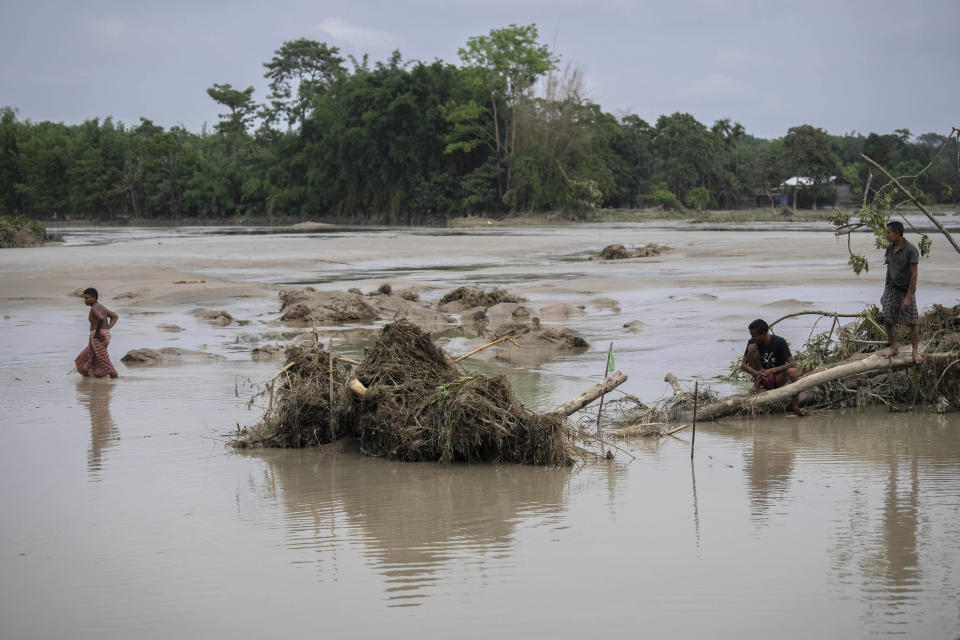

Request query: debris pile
[
  {"left": 593, "top": 243, "right": 671, "bottom": 260},
  {"left": 438, "top": 287, "right": 525, "bottom": 312},
  {"left": 234, "top": 320, "right": 577, "bottom": 465},
  {"left": 279, "top": 288, "right": 377, "bottom": 323},
  {"left": 792, "top": 304, "right": 960, "bottom": 412},
  {"left": 278, "top": 286, "right": 453, "bottom": 328}
]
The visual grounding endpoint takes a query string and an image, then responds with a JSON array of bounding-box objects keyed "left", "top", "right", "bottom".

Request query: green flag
[{"left": 606, "top": 342, "right": 615, "bottom": 373}]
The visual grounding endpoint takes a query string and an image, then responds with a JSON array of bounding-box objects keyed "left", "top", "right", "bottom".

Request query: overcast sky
[{"left": 2, "top": 0, "right": 957, "bottom": 140}]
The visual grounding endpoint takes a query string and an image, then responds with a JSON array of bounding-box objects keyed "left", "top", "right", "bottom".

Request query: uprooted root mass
[{"left": 234, "top": 320, "right": 575, "bottom": 465}]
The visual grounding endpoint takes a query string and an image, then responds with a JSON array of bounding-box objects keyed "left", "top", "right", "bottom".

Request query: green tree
[
  {"left": 685, "top": 186, "right": 710, "bottom": 210},
  {"left": 0, "top": 107, "right": 24, "bottom": 214},
  {"left": 782, "top": 124, "right": 840, "bottom": 208},
  {"left": 445, "top": 24, "right": 558, "bottom": 210},
  {"left": 206, "top": 83, "right": 258, "bottom": 136},
  {"left": 263, "top": 39, "right": 345, "bottom": 129}
]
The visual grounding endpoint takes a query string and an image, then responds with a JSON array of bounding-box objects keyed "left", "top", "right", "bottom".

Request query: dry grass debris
[{"left": 234, "top": 320, "right": 577, "bottom": 465}]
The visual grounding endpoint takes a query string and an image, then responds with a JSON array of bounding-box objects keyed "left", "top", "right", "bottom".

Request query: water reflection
[
  {"left": 742, "top": 423, "right": 797, "bottom": 521},
  {"left": 712, "top": 411, "right": 960, "bottom": 625},
  {"left": 243, "top": 450, "right": 570, "bottom": 606},
  {"left": 76, "top": 377, "right": 118, "bottom": 476}
]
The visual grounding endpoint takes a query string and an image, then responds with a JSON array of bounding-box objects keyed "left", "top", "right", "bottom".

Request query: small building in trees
[{"left": 765, "top": 176, "right": 857, "bottom": 209}]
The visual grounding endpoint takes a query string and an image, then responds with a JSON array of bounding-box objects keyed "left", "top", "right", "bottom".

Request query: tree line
[{"left": 1, "top": 24, "right": 957, "bottom": 223}]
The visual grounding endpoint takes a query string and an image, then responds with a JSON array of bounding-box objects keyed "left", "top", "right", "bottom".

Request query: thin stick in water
[
  {"left": 328, "top": 340, "right": 335, "bottom": 443},
  {"left": 691, "top": 379, "right": 698, "bottom": 460}
]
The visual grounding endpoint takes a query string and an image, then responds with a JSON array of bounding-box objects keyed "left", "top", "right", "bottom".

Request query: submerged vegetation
[{"left": 1, "top": 26, "right": 957, "bottom": 223}]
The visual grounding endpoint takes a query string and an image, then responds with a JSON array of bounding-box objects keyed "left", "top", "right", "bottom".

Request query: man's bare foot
[
  {"left": 912, "top": 351, "right": 924, "bottom": 364},
  {"left": 882, "top": 346, "right": 899, "bottom": 357},
  {"left": 793, "top": 407, "right": 808, "bottom": 417}
]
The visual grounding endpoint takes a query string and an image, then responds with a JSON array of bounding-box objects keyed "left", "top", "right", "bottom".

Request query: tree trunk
[{"left": 696, "top": 352, "right": 953, "bottom": 421}]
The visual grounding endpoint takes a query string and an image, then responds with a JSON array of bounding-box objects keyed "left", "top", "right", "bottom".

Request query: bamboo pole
[
  {"left": 328, "top": 340, "right": 335, "bottom": 443},
  {"left": 690, "top": 379, "right": 698, "bottom": 459},
  {"left": 269, "top": 361, "right": 295, "bottom": 381},
  {"left": 453, "top": 335, "right": 519, "bottom": 362}
]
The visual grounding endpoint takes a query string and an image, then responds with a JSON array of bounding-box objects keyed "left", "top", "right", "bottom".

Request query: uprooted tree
[
  {"left": 233, "top": 320, "right": 627, "bottom": 465},
  {"left": 832, "top": 125, "right": 960, "bottom": 275},
  {"left": 601, "top": 303, "right": 960, "bottom": 435}
]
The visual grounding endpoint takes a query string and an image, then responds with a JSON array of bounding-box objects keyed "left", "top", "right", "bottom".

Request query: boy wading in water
[
  {"left": 881, "top": 221, "right": 923, "bottom": 364},
  {"left": 741, "top": 319, "right": 807, "bottom": 416},
  {"left": 76, "top": 287, "right": 119, "bottom": 378}
]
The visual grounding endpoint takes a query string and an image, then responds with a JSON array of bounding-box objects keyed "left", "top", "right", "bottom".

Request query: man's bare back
[{"left": 82, "top": 293, "right": 118, "bottom": 343}]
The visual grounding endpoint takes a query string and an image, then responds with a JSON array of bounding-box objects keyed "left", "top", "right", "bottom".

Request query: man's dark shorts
[{"left": 882, "top": 285, "right": 919, "bottom": 327}]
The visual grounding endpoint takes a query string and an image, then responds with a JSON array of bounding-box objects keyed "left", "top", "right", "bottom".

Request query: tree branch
[{"left": 860, "top": 152, "right": 960, "bottom": 256}]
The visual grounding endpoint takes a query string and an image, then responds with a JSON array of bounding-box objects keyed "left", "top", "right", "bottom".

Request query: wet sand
[{"left": 1, "top": 222, "right": 959, "bottom": 638}]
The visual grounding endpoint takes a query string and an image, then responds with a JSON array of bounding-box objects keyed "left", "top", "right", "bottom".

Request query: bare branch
[{"left": 859, "top": 152, "right": 960, "bottom": 256}]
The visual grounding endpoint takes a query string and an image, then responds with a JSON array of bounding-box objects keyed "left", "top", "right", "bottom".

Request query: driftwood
[
  {"left": 453, "top": 335, "right": 520, "bottom": 361},
  {"left": 347, "top": 370, "right": 629, "bottom": 420},
  {"left": 548, "top": 371, "right": 628, "bottom": 417},
  {"left": 664, "top": 373, "right": 684, "bottom": 396},
  {"left": 697, "top": 352, "right": 954, "bottom": 421}
]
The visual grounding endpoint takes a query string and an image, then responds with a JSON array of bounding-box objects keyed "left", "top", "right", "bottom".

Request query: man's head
[
  {"left": 885, "top": 220, "right": 905, "bottom": 244},
  {"left": 82, "top": 287, "right": 98, "bottom": 306},
  {"left": 748, "top": 318, "right": 770, "bottom": 343}
]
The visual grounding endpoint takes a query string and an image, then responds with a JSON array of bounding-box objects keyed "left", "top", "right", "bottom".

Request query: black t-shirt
[{"left": 745, "top": 334, "right": 792, "bottom": 369}]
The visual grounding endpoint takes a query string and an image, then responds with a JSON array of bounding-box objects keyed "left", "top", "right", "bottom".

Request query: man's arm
[
  {"left": 903, "top": 263, "right": 918, "bottom": 308},
  {"left": 104, "top": 308, "right": 118, "bottom": 329}
]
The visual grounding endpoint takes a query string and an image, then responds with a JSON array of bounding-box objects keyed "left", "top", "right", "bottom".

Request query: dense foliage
[{"left": 1, "top": 25, "right": 957, "bottom": 223}]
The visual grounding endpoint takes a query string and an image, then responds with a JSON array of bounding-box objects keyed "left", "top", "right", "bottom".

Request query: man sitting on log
[{"left": 741, "top": 319, "right": 806, "bottom": 416}]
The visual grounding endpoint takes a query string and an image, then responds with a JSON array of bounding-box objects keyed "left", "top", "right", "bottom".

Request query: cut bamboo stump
[
  {"left": 347, "top": 378, "right": 368, "bottom": 399},
  {"left": 697, "top": 352, "right": 953, "bottom": 421}
]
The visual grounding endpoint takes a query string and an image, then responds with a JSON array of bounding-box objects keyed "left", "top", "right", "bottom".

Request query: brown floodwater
[{"left": 1, "top": 223, "right": 959, "bottom": 638}]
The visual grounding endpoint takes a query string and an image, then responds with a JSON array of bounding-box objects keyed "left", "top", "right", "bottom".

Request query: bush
[
  {"left": 685, "top": 186, "right": 710, "bottom": 210},
  {"left": 0, "top": 216, "right": 48, "bottom": 248},
  {"left": 638, "top": 182, "right": 682, "bottom": 210}
]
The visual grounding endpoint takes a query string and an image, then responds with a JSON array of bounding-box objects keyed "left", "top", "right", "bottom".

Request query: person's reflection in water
[
  {"left": 743, "top": 426, "right": 797, "bottom": 522},
  {"left": 874, "top": 456, "right": 921, "bottom": 610},
  {"left": 77, "top": 377, "right": 119, "bottom": 477},
  {"left": 244, "top": 450, "right": 570, "bottom": 607}
]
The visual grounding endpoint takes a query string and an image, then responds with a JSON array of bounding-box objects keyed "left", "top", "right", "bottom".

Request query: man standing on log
[
  {"left": 76, "top": 287, "right": 119, "bottom": 378},
  {"left": 741, "top": 319, "right": 806, "bottom": 416},
  {"left": 881, "top": 221, "right": 923, "bottom": 364}
]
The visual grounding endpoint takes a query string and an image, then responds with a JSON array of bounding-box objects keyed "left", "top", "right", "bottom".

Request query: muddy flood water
[{"left": 1, "top": 221, "right": 959, "bottom": 638}]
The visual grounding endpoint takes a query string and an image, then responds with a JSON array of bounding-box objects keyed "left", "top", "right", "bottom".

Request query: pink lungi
[{"left": 76, "top": 329, "right": 118, "bottom": 378}]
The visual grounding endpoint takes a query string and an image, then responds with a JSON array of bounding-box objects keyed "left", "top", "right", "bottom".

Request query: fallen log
[
  {"left": 548, "top": 371, "right": 628, "bottom": 417},
  {"left": 697, "top": 352, "right": 955, "bottom": 421}
]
